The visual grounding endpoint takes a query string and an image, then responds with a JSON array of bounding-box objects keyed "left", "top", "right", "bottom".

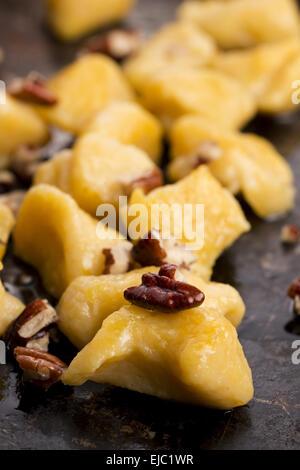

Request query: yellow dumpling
[
  {"left": 0, "top": 279, "right": 24, "bottom": 337},
  {"left": 82, "top": 102, "right": 163, "bottom": 163},
  {"left": 0, "top": 204, "right": 15, "bottom": 262},
  {"left": 57, "top": 267, "right": 245, "bottom": 349},
  {"left": 178, "top": 0, "right": 300, "bottom": 49},
  {"left": 124, "top": 21, "right": 217, "bottom": 92},
  {"left": 70, "top": 134, "right": 161, "bottom": 215},
  {"left": 0, "top": 95, "right": 48, "bottom": 168},
  {"left": 62, "top": 305, "right": 253, "bottom": 409},
  {"left": 211, "top": 39, "right": 300, "bottom": 100},
  {"left": 139, "top": 68, "right": 256, "bottom": 130},
  {"left": 13, "top": 184, "right": 128, "bottom": 298},
  {"left": 34, "top": 149, "right": 72, "bottom": 193},
  {"left": 168, "top": 115, "right": 295, "bottom": 218},
  {"left": 46, "top": 0, "right": 137, "bottom": 41},
  {"left": 260, "top": 53, "right": 300, "bottom": 114},
  {"left": 34, "top": 55, "right": 135, "bottom": 134},
  {"left": 125, "top": 166, "right": 250, "bottom": 281}
]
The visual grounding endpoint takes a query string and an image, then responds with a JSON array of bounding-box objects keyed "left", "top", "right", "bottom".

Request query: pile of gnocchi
[{"left": 0, "top": 0, "right": 300, "bottom": 409}]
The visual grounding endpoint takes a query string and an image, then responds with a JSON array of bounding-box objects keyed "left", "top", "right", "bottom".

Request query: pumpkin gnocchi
[
  {"left": 126, "top": 166, "right": 250, "bottom": 281},
  {"left": 57, "top": 267, "right": 246, "bottom": 349},
  {"left": 34, "top": 54, "right": 135, "bottom": 134},
  {"left": 168, "top": 115, "right": 295, "bottom": 218},
  {"left": 35, "top": 134, "right": 162, "bottom": 215},
  {"left": 178, "top": 0, "right": 300, "bottom": 49},
  {"left": 46, "top": 0, "right": 137, "bottom": 41},
  {"left": 0, "top": 95, "right": 48, "bottom": 168},
  {"left": 0, "top": 279, "right": 24, "bottom": 337},
  {"left": 82, "top": 101, "right": 163, "bottom": 163},
  {"left": 13, "top": 184, "right": 130, "bottom": 298},
  {"left": 0, "top": 203, "right": 15, "bottom": 262},
  {"left": 124, "top": 21, "right": 217, "bottom": 93},
  {"left": 62, "top": 305, "right": 253, "bottom": 408},
  {"left": 139, "top": 68, "right": 256, "bottom": 130}
]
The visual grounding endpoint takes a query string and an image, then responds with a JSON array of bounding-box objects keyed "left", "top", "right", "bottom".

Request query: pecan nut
[
  {"left": 9, "top": 72, "right": 58, "bottom": 106},
  {"left": 11, "top": 145, "right": 41, "bottom": 183},
  {"left": 168, "top": 141, "right": 222, "bottom": 181},
  {"left": 122, "top": 168, "right": 163, "bottom": 196},
  {"left": 287, "top": 277, "right": 300, "bottom": 299},
  {"left": 132, "top": 229, "right": 196, "bottom": 269},
  {"left": 81, "top": 28, "right": 141, "bottom": 61},
  {"left": 103, "top": 241, "right": 134, "bottom": 275},
  {"left": 14, "top": 347, "right": 67, "bottom": 389},
  {"left": 124, "top": 265, "right": 205, "bottom": 312},
  {"left": 281, "top": 224, "right": 300, "bottom": 244},
  {"left": 4, "top": 298, "right": 58, "bottom": 351}
]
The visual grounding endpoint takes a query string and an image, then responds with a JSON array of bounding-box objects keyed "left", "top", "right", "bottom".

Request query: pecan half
[
  {"left": 103, "top": 241, "right": 134, "bottom": 275},
  {"left": 0, "top": 190, "right": 26, "bottom": 216},
  {"left": 14, "top": 347, "right": 67, "bottom": 389},
  {"left": 81, "top": 28, "right": 141, "bottom": 61},
  {"left": 122, "top": 168, "right": 163, "bottom": 196},
  {"left": 4, "top": 298, "right": 58, "bottom": 351},
  {"left": 132, "top": 229, "right": 196, "bottom": 269},
  {"left": 9, "top": 72, "right": 58, "bottom": 106},
  {"left": 0, "top": 170, "right": 17, "bottom": 193},
  {"left": 124, "top": 267, "right": 205, "bottom": 313},
  {"left": 281, "top": 224, "right": 300, "bottom": 244}
]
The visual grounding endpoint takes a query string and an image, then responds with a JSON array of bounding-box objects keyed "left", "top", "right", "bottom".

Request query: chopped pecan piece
[
  {"left": 281, "top": 224, "right": 300, "bottom": 244},
  {"left": 14, "top": 347, "right": 67, "bottom": 389},
  {"left": 11, "top": 145, "right": 41, "bottom": 183},
  {"left": 103, "top": 241, "right": 134, "bottom": 275},
  {"left": 9, "top": 72, "right": 58, "bottom": 106},
  {"left": 293, "top": 296, "right": 300, "bottom": 316},
  {"left": 169, "top": 141, "right": 222, "bottom": 181},
  {"left": 158, "top": 264, "right": 186, "bottom": 282},
  {"left": 4, "top": 298, "right": 58, "bottom": 351},
  {"left": 123, "top": 168, "right": 163, "bottom": 196},
  {"left": 0, "top": 190, "right": 26, "bottom": 216},
  {"left": 132, "top": 229, "right": 196, "bottom": 269},
  {"left": 124, "top": 267, "right": 205, "bottom": 313},
  {"left": 192, "top": 141, "right": 222, "bottom": 167},
  {"left": 81, "top": 28, "right": 141, "bottom": 61},
  {"left": 0, "top": 170, "right": 17, "bottom": 193},
  {"left": 287, "top": 277, "right": 300, "bottom": 299}
]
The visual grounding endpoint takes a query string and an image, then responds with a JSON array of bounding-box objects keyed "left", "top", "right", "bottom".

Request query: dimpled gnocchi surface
[
  {"left": 0, "top": 204, "right": 15, "bottom": 261},
  {"left": 82, "top": 102, "right": 163, "bottom": 163},
  {"left": 178, "top": 0, "right": 300, "bottom": 49},
  {"left": 0, "top": 95, "right": 48, "bottom": 168},
  {"left": 0, "top": 279, "right": 24, "bottom": 337},
  {"left": 57, "top": 267, "right": 245, "bottom": 349},
  {"left": 62, "top": 305, "right": 253, "bottom": 409},
  {"left": 127, "top": 166, "right": 250, "bottom": 281},
  {"left": 169, "top": 115, "right": 295, "bottom": 219},
  {"left": 13, "top": 184, "right": 126, "bottom": 298},
  {"left": 124, "top": 21, "right": 217, "bottom": 92},
  {"left": 46, "top": 0, "right": 137, "bottom": 41},
  {"left": 34, "top": 55, "right": 135, "bottom": 134},
  {"left": 140, "top": 68, "right": 256, "bottom": 130}
]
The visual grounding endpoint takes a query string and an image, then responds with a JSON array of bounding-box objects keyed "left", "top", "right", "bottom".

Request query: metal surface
[{"left": 0, "top": 0, "right": 300, "bottom": 451}]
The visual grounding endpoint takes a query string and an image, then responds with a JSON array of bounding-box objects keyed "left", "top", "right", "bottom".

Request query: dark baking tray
[{"left": 0, "top": 0, "right": 300, "bottom": 451}]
